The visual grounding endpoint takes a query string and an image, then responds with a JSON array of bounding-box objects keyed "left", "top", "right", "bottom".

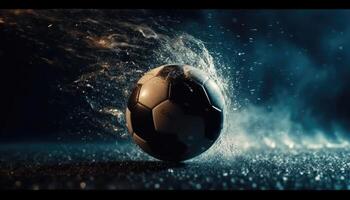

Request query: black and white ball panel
[
  {"left": 147, "top": 66, "right": 165, "bottom": 76},
  {"left": 169, "top": 78, "right": 211, "bottom": 114},
  {"left": 137, "top": 66, "right": 165, "bottom": 85},
  {"left": 126, "top": 65, "right": 224, "bottom": 161},
  {"left": 203, "top": 106, "right": 223, "bottom": 140},
  {"left": 156, "top": 65, "right": 184, "bottom": 80},
  {"left": 125, "top": 108, "right": 133, "bottom": 135},
  {"left": 127, "top": 84, "right": 141, "bottom": 110},
  {"left": 132, "top": 132, "right": 153, "bottom": 156},
  {"left": 203, "top": 79, "right": 225, "bottom": 110},
  {"left": 130, "top": 103, "right": 156, "bottom": 141},
  {"left": 137, "top": 74, "right": 154, "bottom": 84},
  {"left": 152, "top": 100, "right": 206, "bottom": 141},
  {"left": 152, "top": 99, "right": 215, "bottom": 158},
  {"left": 183, "top": 65, "right": 209, "bottom": 85},
  {"left": 138, "top": 77, "right": 169, "bottom": 109}
]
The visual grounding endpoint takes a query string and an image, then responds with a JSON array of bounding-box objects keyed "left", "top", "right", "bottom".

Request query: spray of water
[
  {"left": 4, "top": 9, "right": 349, "bottom": 164},
  {"left": 61, "top": 12, "right": 349, "bottom": 158},
  {"left": 149, "top": 30, "right": 350, "bottom": 161}
]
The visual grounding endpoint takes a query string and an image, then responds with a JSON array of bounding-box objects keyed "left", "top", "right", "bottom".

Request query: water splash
[
  {"left": 150, "top": 32, "right": 240, "bottom": 160},
  {"left": 71, "top": 18, "right": 349, "bottom": 156},
  {"left": 9, "top": 9, "right": 346, "bottom": 153},
  {"left": 149, "top": 30, "right": 350, "bottom": 161}
]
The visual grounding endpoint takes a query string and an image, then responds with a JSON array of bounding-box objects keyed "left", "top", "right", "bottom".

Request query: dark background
[{"left": 1, "top": 9, "right": 350, "bottom": 145}]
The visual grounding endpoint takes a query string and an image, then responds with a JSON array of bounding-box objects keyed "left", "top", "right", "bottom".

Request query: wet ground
[{"left": 0, "top": 142, "right": 349, "bottom": 190}]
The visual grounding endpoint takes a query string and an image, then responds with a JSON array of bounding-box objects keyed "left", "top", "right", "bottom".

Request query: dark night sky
[{"left": 0, "top": 10, "right": 350, "bottom": 145}]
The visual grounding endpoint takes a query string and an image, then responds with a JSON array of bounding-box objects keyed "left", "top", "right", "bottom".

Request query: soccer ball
[{"left": 126, "top": 64, "right": 224, "bottom": 162}]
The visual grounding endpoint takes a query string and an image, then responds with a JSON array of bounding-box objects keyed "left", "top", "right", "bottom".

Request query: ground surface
[{"left": 0, "top": 142, "right": 349, "bottom": 190}]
